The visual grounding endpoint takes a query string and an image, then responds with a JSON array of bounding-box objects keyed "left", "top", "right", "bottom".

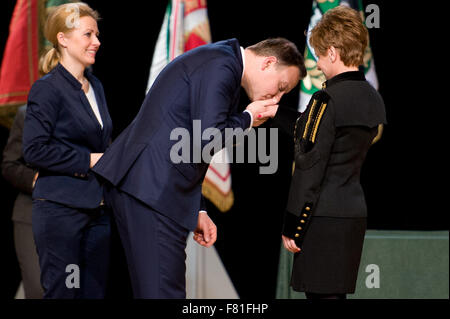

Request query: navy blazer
[
  {"left": 23, "top": 63, "right": 113, "bottom": 209},
  {"left": 93, "top": 39, "right": 250, "bottom": 230}
]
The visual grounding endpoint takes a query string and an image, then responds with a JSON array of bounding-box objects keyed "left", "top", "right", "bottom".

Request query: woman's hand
[
  {"left": 282, "top": 235, "right": 301, "bottom": 253},
  {"left": 90, "top": 153, "right": 103, "bottom": 168}
]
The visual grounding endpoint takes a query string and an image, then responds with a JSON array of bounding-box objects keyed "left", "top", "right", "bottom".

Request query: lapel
[
  {"left": 85, "top": 71, "right": 112, "bottom": 148},
  {"left": 228, "top": 38, "right": 243, "bottom": 73},
  {"left": 78, "top": 90, "right": 103, "bottom": 133},
  {"left": 225, "top": 39, "right": 243, "bottom": 112},
  {"left": 56, "top": 63, "right": 111, "bottom": 150},
  {"left": 56, "top": 64, "right": 100, "bottom": 129}
]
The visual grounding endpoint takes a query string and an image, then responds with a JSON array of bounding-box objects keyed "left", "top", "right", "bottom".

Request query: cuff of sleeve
[
  {"left": 74, "top": 151, "right": 91, "bottom": 178},
  {"left": 282, "top": 211, "right": 301, "bottom": 239},
  {"left": 243, "top": 110, "right": 253, "bottom": 130},
  {"left": 282, "top": 204, "right": 313, "bottom": 248}
]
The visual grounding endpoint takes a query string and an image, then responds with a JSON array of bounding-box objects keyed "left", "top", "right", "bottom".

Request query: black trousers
[
  {"left": 32, "top": 199, "right": 110, "bottom": 299},
  {"left": 105, "top": 186, "right": 189, "bottom": 298}
]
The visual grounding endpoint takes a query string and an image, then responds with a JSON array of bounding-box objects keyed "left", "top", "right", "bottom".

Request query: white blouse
[{"left": 85, "top": 81, "right": 103, "bottom": 128}]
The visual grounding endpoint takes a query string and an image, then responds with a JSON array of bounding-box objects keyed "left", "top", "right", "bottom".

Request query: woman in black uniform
[{"left": 274, "top": 5, "right": 386, "bottom": 299}]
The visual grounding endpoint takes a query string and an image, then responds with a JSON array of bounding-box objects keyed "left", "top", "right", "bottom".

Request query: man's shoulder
[
  {"left": 182, "top": 38, "right": 241, "bottom": 65},
  {"left": 211, "top": 38, "right": 240, "bottom": 53}
]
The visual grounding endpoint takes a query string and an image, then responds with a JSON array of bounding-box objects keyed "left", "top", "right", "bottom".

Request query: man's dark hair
[{"left": 247, "top": 38, "right": 306, "bottom": 78}]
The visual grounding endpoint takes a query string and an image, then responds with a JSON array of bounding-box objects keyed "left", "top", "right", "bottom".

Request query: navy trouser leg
[
  {"left": 32, "top": 199, "right": 110, "bottom": 299},
  {"left": 80, "top": 209, "right": 110, "bottom": 298},
  {"left": 105, "top": 186, "right": 189, "bottom": 299}
]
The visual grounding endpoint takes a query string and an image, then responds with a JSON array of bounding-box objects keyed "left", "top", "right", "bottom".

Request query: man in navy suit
[{"left": 92, "top": 38, "right": 305, "bottom": 298}]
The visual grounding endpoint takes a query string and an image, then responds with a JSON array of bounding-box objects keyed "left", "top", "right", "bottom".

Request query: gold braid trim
[
  {"left": 371, "top": 124, "right": 384, "bottom": 144},
  {"left": 311, "top": 102, "right": 327, "bottom": 143},
  {"left": 202, "top": 178, "right": 234, "bottom": 213},
  {"left": 302, "top": 99, "right": 318, "bottom": 140}
]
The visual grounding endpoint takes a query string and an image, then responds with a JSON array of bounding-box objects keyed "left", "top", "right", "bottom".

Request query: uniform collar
[{"left": 323, "top": 70, "right": 365, "bottom": 89}]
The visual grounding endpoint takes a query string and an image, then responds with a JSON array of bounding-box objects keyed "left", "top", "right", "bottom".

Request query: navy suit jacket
[
  {"left": 23, "top": 63, "right": 113, "bottom": 209},
  {"left": 93, "top": 39, "right": 250, "bottom": 230}
]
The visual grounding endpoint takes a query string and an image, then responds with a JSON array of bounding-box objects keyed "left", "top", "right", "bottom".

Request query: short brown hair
[
  {"left": 247, "top": 38, "right": 306, "bottom": 78},
  {"left": 309, "top": 5, "right": 368, "bottom": 67}
]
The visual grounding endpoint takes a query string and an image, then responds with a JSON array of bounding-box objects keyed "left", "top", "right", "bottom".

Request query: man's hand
[
  {"left": 282, "top": 235, "right": 301, "bottom": 253},
  {"left": 193, "top": 212, "right": 217, "bottom": 248},
  {"left": 246, "top": 98, "right": 279, "bottom": 127}
]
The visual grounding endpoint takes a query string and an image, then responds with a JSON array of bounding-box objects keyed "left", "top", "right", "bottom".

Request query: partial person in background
[
  {"left": 23, "top": 2, "right": 112, "bottom": 298},
  {"left": 2, "top": 105, "right": 43, "bottom": 299},
  {"left": 274, "top": 5, "right": 386, "bottom": 299}
]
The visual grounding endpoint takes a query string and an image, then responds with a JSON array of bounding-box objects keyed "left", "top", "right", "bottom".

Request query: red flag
[{"left": 0, "top": 0, "right": 41, "bottom": 128}]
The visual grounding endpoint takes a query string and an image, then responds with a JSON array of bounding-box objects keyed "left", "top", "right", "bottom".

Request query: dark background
[{"left": 0, "top": 0, "right": 444, "bottom": 299}]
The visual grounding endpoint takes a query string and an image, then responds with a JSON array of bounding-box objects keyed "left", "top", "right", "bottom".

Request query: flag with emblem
[
  {"left": 0, "top": 0, "right": 71, "bottom": 128},
  {"left": 298, "top": 0, "right": 378, "bottom": 112},
  {"left": 147, "top": 0, "right": 234, "bottom": 213}
]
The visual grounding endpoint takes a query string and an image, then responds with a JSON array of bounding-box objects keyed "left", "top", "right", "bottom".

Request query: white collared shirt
[{"left": 240, "top": 46, "right": 245, "bottom": 80}]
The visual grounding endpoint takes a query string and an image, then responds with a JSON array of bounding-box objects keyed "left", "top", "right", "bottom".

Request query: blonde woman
[{"left": 23, "top": 3, "right": 112, "bottom": 298}]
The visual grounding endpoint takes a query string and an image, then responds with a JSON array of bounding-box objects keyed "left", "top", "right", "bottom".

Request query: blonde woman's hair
[
  {"left": 41, "top": 2, "right": 99, "bottom": 74},
  {"left": 309, "top": 5, "right": 368, "bottom": 67}
]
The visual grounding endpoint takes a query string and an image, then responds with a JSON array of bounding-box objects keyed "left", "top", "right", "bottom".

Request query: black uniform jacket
[{"left": 274, "top": 71, "right": 387, "bottom": 247}]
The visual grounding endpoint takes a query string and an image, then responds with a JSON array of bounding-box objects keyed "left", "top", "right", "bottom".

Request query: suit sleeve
[
  {"left": 1, "top": 107, "right": 36, "bottom": 194},
  {"left": 282, "top": 98, "right": 336, "bottom": 245},
  {"left": 23, "top": 80, "right": 91, "bottom": 176},
  {"left": 189, "top": 58, "right": 251, "bottom": 153}
]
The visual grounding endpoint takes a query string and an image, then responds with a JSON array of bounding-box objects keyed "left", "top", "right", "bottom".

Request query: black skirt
[{"left": 290, "top": 216, "right": 367, "bottom": 294}]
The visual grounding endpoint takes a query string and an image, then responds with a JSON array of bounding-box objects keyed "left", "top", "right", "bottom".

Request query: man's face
[{"left": 245, "top": 57, "right": 301, "bottom": 102}]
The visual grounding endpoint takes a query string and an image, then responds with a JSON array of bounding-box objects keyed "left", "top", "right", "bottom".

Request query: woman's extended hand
[{"left": 90, "top": 153, "right": 103, "bottom": 168}]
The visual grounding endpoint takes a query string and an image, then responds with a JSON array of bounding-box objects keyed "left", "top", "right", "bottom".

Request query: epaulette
[{"left": 295, "top": 90, "right": 330, "bottom": 153}]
